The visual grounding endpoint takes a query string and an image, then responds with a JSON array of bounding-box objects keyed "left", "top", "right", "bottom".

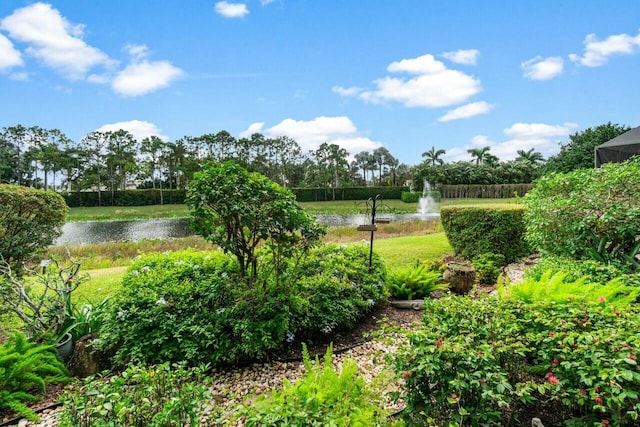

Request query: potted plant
[{"left": 0, "top": 251, "right": 88, "bottom": 361}]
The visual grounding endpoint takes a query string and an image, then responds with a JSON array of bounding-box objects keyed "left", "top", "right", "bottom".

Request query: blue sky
[{"left": 1, "top": 1, "right": 639, "bottom": 165}]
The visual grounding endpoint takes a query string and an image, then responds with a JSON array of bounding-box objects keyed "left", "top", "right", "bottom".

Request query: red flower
[
  {"left": 549, "top": 331, "right": 555, "bottom": 337},
  {"left": 630, "top": 354, "right": 636, "bottom": 360},
  {"left": 477, "top": 350, "right": 484, "bottom": 356},
  {"left": 553, "top": 358, "right": 559, "bottom": 364},
  {"left": 435, "top": 339, "right": 443, "bottom": 347},
  {"left": 594, "top": 396, "right": 603, "bottom": 405},
  {"left": 450, "top": 393, "right": 458, "bottom": 400},
  {"left": 548, "top": 373, "right": 559, "bottom": 384},
  {"left": 601, "top": 420, "right": 609, "bottom": 426},
  {"left": 578, "top": 389, "right": 586, "bottom": 395}
]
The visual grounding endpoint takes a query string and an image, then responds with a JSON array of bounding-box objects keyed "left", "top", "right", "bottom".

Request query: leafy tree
[
  {"left": 105, "top": 129, "right": 138, "bottom": 194},
  {"left": 312, "top": 143, "right": 351, "bottom": 189},
  {"left": 0, "top": 184, "right": 67, "bottom": 273},
  {"left": 422, "top": 146, "right": 446, "bottom": 166},
  {"left": 353, "top": 151, "right": 374, "bottom": 185},
  {"left": 80, "top": 131, "right": 108, "bottom": 206},
  {"left": 372, "top": 147, "right": 393, "bottom": 185},
  {"left": 545, "top": 122, "right": 630, "bottom": 173},
  {"left": 140, "top": 135, "right": 167, "bottom": 202},
  {"left": 186, "top": 162, "right": 325, "bottom": 285}
]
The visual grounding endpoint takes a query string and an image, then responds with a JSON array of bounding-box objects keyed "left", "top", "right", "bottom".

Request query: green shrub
[
  {"left": 293, "top": 243, "right": 387, "bottom": 338},
  {"left": 524, "top": 158, "right": 640, "bottom": 271},
  {"left": 238, "top": 344, "right": 397, "bottom": 426},
  {"left": 393, "top": 295, "right": 640, "bottom": 426},
  {"left": 472, "top": 252, "right": 506, "bottom": 285},
  {"left": 58, "top": 363, "right": 212, "bottom": 427},
  {"left": 386, "top": 264, "right": 446, "bottom": 300},
  {"left": 62, "top": 189, "right": 187, "bottom": 207},
  {"left": 292, "top": 186, "right": 408, "bottom": 202},
  {"left": 101, "top": 244, "right": 387, "bottom": 367},
  {"left": 499, "top": 269, "right": 640, "bottom": 307},
  {"left": 526, "top": 256, "right": 637, "bottom": 285},
  {"left": 0, "top": 184, "right": 67, "bottom": 273},
  {"left": 99, "top": 249, "right": 246, "bottom": 366},
  {"left": 440, "top": 207, "right": 530, "bottom": 263},
  {"left": 0, "top": 332, "right": 70, "bottom": 422},
  {"left": 401, "top": 191, "right": 420, "bottom": 203}
]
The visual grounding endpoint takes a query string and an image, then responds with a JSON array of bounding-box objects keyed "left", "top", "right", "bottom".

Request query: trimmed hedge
[
  {"left": 292, "top": 186, "right": 408, "bottom": 202},
  {"left": 439, "top": 183, "right": 533, "bottom": 199},
  {"left": 61, "top": 189, "right": 187, "bottom": 207},
  {"left": 401, "top": 190, "right": 441, "bottom": 203},
  {"left": 440, "top": 207, "right": 531, "bottom": 263}
]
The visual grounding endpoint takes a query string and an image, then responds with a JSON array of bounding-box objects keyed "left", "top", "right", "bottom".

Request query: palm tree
[
  {"left": 422, "top": 146, "right": 446, "bottom": 166},
  {"left": 467, "top": 146, "right": 492, "bottom": 165},
  {"left": 515, "top": 148, "right": 544, "bottom": 164}
]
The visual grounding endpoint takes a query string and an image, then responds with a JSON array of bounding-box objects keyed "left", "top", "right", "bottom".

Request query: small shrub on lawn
[
  {"left": 386, "top": 264, "right": 445, "bottom": 300},
  {"left": 440, "top": 207, "right": 530, "bottom": 263},
  {"left": 393, "top": 295, "right": 640, "bottom": 426},
  {"left": 58, "top": 363, "right": 212, "bottom": 427},
  {"left": 237, "top": 344, "right": 398, "bottom": 426}
]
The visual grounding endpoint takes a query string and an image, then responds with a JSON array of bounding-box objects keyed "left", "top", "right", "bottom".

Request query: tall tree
[
  {"left": 353, "top": 151, "right": 374, "bottom": 184},
  {"left": 515, "top": 148, "right": 544, "bottom": 164},
  {"left": 140, "top": 136, "right": 167, "bottom": 203},
  {"left": 372, "top": 147, "right": 393, "bottom": 185},
  {"left": 422, "top": 146, "right": 446, "bottom": 166},
  {"left": 312, "top": 143, "right": 351, "bottom": 192},
  {"left": 467, "top": 146, "right": 494, "bottom": 166},
  {"left": 545, "top": 122, "right": 631, "bottom": 173},
  {"left": 80, "top": 131, "right": 109, "bottom": 206}
]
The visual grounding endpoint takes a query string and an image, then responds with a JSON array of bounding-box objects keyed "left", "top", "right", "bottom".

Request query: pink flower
[
  {"left": 548, "top": 373, "right": 559, "bottom": 384},
  {"left": 477, "top": 350, "right": 484, "bottom": 356},
  {"left": 597, "top": 295, "right": 606, "bottom": 303},
  {"left": 594, "top": 396, "right": 603, "bottom": 405},
  {"left": 436, "top": 339, "right": 443, "bottom": 347},
  {"left": 553, "top": 358, "right": 559, "bottom": 364}
]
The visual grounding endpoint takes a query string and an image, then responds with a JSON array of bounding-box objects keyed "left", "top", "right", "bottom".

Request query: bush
[
  {"left": 0, "top": 184, "right": 67, "bottom": 272},
  {"left": 526, "top": 255, "right": 637, "bottom": 285},
  {"left": 0, "top": 332, "right": 70, "bottom": 422},
  {"left": 401, "top": 191, "right": 420, "bottom": 203},
  {"left": 59, "top": 363, "right": 212, "bottom": 427},
  {"left": 61, "top": 189, "right": 187, "bottom": 207},
  {"left": 99, "top": 249, "right": 245, "bottom": 366},
  {"left": 100, "top": 245, "right": 387, "bottom": 367},
  {"left": 238, "top": 344, "right": 397, "bottom": 426},
  {"left": 524, "top": 158, "right": 640, "bottom": 271},
  {"left": 292, "top": 186, "right": 408, "bottom": 202},
  {"left": 472, "top": 252, "right": 506, "bottom": 285},
  {"left": 386, "top": 264, "right": 445, "bottom": 300},
  {"left": 440, "top": 207, "right": 530, "bottom": 263},
  {"left": 499, "top": 269, "right": 640, "bottom": 307},
  {"left": 293, "top": 243, "right": 387, "bottom": 338},
  {"left": 393, "top": 295, "right": 640, "bottom": 426}
]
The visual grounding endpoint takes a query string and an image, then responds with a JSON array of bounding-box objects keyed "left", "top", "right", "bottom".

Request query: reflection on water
[{"left": 56, "top": 213, "right": 440, "bottom": 245}]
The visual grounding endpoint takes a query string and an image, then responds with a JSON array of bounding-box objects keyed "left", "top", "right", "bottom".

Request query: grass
[{"left": 66, "top": 198, "right": 522, "bottom": 222}]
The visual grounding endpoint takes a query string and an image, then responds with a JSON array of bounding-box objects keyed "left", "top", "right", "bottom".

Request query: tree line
[{"left": 0, "top": 122, "right": 629, "bottom": 199}]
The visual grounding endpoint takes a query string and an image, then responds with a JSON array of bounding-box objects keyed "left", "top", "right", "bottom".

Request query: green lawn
[{"left": 67, "top": 198, "right": 521, "bottom": 222}]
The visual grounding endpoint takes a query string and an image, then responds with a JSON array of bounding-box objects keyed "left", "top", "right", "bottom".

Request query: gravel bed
[{"left": 8, "top": 305, "right": 422, "bottom": 427}]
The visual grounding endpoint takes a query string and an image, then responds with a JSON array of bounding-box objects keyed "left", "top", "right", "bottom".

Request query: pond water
[{"left": 56, "top": 213, "right": 440, "bottom": 245}]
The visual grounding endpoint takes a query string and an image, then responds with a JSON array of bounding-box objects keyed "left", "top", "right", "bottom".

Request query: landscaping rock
[
  {"left": 67, "top": 334, "right": 112, "bottom": 378},
  {"left": 443, "top": 261, "right": 475, "bottom": 295}
]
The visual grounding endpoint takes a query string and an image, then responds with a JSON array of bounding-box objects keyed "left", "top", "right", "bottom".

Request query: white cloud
[
  {"left": 387, "top": 54, "right": 446, "bottom": 74},
  {"left": 95, "top": 120, "right": 168, "bottom": 142},
  {"left": 444, "top": 122, "right": 578, "bottom": 162},
  {"left": 521, "top": 56, "right": 564, "bottom": 80},
  {"left": 441, "top": 49, "right": 480, "bottom": 65},
  {"left": 239, "top": 121, "right": 265, "bottom": 138},
  {"left": 260, "top": 0, "right": 275, "bottom": 5},
  {"left": 112, "top": 60, "right": 183, "bottom": 96},
  {"left": 340, "top": 53, "right": 481, "bottom": 108},
  {"left": 332, "top": 85, "right": 363, "bottom": 96},
  {"left": 0, "top": 33, "right": 23, "bottom": 69},
  {"left": 215, "top": 2, "right": 250, "bottom": 18},
  {"left": 0, "top": 2, "right": 113, "bottom": 79},
  {"left": 438, "top": 101, "right": 493, "bottom": 122},
  {"left": 569, "top": 31, "right": 640, "bottom": 67},
  {"left": 125, "top": 43, "right": 150, "bottom": 61},
  {"left": 243, "top": 116, "right": 383, "bottom": 155}
]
